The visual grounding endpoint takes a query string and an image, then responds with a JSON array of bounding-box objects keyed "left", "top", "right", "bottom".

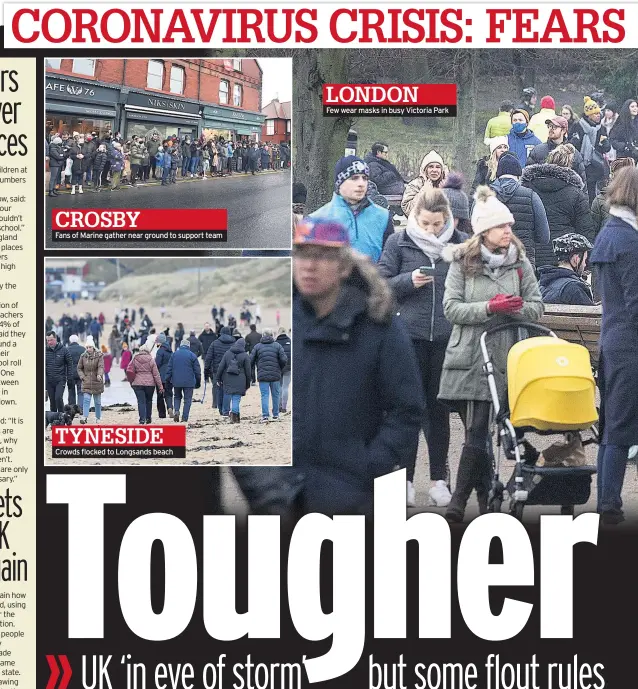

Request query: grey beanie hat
[
  {"left": 442, "top": 172, "right": 470, "bottom": 220},
  {"left": 180, "top": 339, "right": 190, "bottom": 348},
  {"left": 156, "top": 333, "right": 166, "bottom": 344}
]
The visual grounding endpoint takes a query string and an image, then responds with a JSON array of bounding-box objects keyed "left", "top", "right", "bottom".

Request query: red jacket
[{"left": 127, "top": 350, "right": 163, "bottom": 390}]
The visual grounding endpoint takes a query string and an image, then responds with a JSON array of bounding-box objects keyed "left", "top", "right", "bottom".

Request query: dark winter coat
[
  {"left": 276, "top": 333, "right": 292, "bottom": 374},
  {"left": 526, "top": 140, "right": 588, "bottom": 186},
  {"left": 377, "top": 224, "right": 468, "bottom": 341},
  {"left": 569, "top": 117, "right": 611, "bottom": 183},
  {"left": 609, "top": 99, "right": 638, "bottom": 161},
  {"left": 245, "top": 328, "right": 262, "bottom": 353},
  {"left": 48, "top": 142, "right": 66, "bottom": 166},
  {"left": 490, "top": 176, "right": 550, "bottom": 269},
  {"left": 293, "top": 255, "right": 424, "bottom": 515},
  {"left": 166, "top": 346, "right": 201, "bottom": 389},
  {"left": 92, "top": 151, "right": 109, "bottom": 176},
  {"left": 521, "top": 163, "right": 595, "bottom": 267},
  {"left": 66, "top": 342, "right": 86, "bottom": 380},
  {"left": 155, "top": 342, "right": 173, "bottom": 383},
  {"left": 217, "top": 339, "right": 251, "bottom": 396},
  {"left": 363, "top": 153, "right": 405, "bottom": 196},
  {"left": 590, "top": 212, "right": 638, "bottom": 445},
  {"left": 198, "top": 329, "right": 217, "bottom": 357},
  {"left": 46, "top": 342, "right": 73, "bottom": 385},
  {"left": 174, "top": 327, "right": 185, "bottom": 351},
  {"left": 250, "top": 335, "right": 287, "bottom": 382},
  {"left": 77, "top": 350, "right": 105, "bottom": 395},
  {"left": 181, "top": 141, "right": 191, "bottom": 159},
  {"left": 591, "top": 188, "right": 609, "bottom": 237},
  {"left": 188, "top": 335, "right": 204, "bottom": 358},
  {"left": 538, "top": 266, "right": 594, "bottom": 306},
  {"left": 108, "top": 149, "right": 125, "bottom": 174},
  {"left": 471, "top": 158, "right": 492, "bottom": 195},
  {"left": 204, "top": 328, "right": 235, "bottom": 376}
]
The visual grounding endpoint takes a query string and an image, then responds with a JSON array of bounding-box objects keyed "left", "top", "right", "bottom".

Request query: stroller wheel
[{"left": 560, "top": 505, "right": 574, "bottom": 516}]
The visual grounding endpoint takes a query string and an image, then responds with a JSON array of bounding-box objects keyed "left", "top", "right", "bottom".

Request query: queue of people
[{"left": 45, "top": 129, "right": 291, "bottom": 196}]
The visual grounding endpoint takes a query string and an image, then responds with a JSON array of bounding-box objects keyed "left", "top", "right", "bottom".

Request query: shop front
[
  {"left": 122, "top": 92, "right": 202, "bottom": 142},
  {"left": 46, "top": 76, "right": 120, "bottom": 139},
  {"left": 202, "top": 105, "right": 264, "bottom": 144}
]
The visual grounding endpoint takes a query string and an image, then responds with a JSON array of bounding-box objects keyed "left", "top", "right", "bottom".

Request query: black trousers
[
  {"left": 47, "top": 381, "right": 66, "bottom": 412},
  {"left": 458, "top": 400, "right": 493, "bottom": 495},
  {"left": 134, "top": 385, "right": 155, "bottom": 423},
  {"left": 67, "top": 378, "right": 83, "bottom": 407},
  {"left": 156, "top": 381, "right": 173, "bottom": 417},
  {"left": 404, "top": 339, "right": 450, "bottom": 482}
]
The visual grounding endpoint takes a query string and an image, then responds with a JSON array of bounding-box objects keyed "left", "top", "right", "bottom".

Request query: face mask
[{"left": 512, "top": 122, "right": 527, "bottom": 134}]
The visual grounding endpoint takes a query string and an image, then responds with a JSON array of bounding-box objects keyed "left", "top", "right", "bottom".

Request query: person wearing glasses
[{"left": 526, "top": 115, "right": 587, "bottom": 186}]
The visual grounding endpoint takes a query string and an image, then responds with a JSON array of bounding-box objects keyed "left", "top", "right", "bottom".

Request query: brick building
[
  {"left": 261, "top": 98, "right": 291, "bottom": 145},
  {"left": 46, "top": 58, "right": 266, "bottom": 143}
]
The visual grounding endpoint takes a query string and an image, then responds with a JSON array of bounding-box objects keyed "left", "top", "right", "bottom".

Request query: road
[{"left": 46, "top": 169, "right": 291, "bottom": 250}]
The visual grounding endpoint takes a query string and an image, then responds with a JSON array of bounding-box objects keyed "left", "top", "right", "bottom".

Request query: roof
[{"left": 262, "top": 98, "right": 291, "bottom": 120}]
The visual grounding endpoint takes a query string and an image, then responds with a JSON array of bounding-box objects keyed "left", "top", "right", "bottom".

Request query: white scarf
[
  {"left": 405, "top": 214, "right": 455, "bottom": 262},
  {"left": 608, "top": 204, "right": 638, "bottom": 231},
  {"left": 480, "top": 242, "right": 519, "bottom": 270}
]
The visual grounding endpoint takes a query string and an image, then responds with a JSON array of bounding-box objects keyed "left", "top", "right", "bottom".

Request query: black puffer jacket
[
  {"left": 521, "top": 163, "right": 595, "bottom": 268},
  {"left": 204, "top": 327, "right": 235, "bottom": 376},
  {"left": 538, "top": 266, "right": 594, "bottom": 306},
  {"left": 363, "top": 153, "right": 405, "bottom": 196},
  {"left": 609, "top": 99, "right": 638, "bottom": 161},
  {"left": 188, "top": 334, "right": 204, "bottom": 358},
  {"left": 198, "top": 329, "right": 217, "bottom": 357},
  {"left": 276, "top": 333, "right": 292, "bottom": 374},
  {"left": 250, "top": 335, "right": 287, "bottom": 382},
  {"left": 377, "top": 224, "right": 467, "bottom": 341},
  {"left": 66, "top": 342, "right": 86, "bottom": 380},
  {"left": 46, "top": 342, "right": 73, "bottom": 385},
  {"left": 217, "top": 339, "right": 251, "bottom": 396}
]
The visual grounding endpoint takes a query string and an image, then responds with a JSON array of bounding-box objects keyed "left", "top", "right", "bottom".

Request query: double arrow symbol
[{"left": 46, "top": 655, "right": 72, "bottom": 689}]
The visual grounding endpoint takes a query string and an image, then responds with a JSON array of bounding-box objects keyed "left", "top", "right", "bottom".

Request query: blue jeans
[
  {"left": 597, "top": 444, "right": 628, "bottom": 516},
  {"left": 215, "top": 379, "right": 226, "bottom": 415},
  {"left": 162, "top": 166, "right": 170, "bottom": 184},
  {"left": 280, "top": 371, "right": 291, "bottom": 411},
  {"left": 223, "top": 393, "right": 241, "bottom": 415},
  {"left": 259, "top": 381, "right": 281, "bottom": 419},
  {"left": 182, "top": 157, "right": 191, "bottom": 175},
  {"left": 83, "top": 393, "right": 102, "bottom": 420},
  {"left": 189, "top": 156, "right": 199, "bottom": 173},
  {"left": 133, "top": 386, "right": 154, "bottom": 423},
  {"left": 174, "top": 387, "right": 194, "bottom": 421}
]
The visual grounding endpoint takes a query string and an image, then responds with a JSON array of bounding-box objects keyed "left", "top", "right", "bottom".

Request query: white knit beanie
[
  {"left": 69, "top": 335, "right": 79, "bottom": 344},
  {"left": 471, "top": 186, "right": 515, "bottom": 235},
  {"left": 489, "top": 136, "right": 509, "bottom": 154},
  {"left": 85, "top": 336, "right": 95, "bottom": 349}
]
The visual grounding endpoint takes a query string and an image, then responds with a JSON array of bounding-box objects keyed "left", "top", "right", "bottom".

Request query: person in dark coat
[
  {"left": 174, "top": 322, "right": 185, "bottom": 352},
  {"left": 204, "top": 326, "right": 236, "bottom": 415},
  {"left": 198, "top": 323, "right": 217, "bottom": 369},
  {"left": 166, "top": 339, "right": 201, "bottom": 423},
  {"left": 538, "top": 233, "right": 594, "bottom": 306},
  {"left": 521, "top": 146, "right": 595, "bottom": 268},
  {"left": 609, "top": 99, "right": 638, "bottom": 163},
  {"left": 276, "top": 327, "right": 292, "bottom": 414},
  {"left": 489, "top": 152, "right": 550, "bottom": 271},
  {"left": 364, "top": 142, "right": 405, "bottom": 196},
  {"left": 292, "top": 216, "right": 424, "bottom": 516},
  {"left": 216, "top": 337, "right": 252, "bottom": 423},
  {"left": 378, "top": 186, "right": 466, "bottom": 508},
  {"left": 245, "top": 323, "right": 262, "bottom": 385},
  {"left": 188, "top": 329, "right": 204, "bottom": 358},
  {"left": 526, "top": 115, "right": 587, "bottom": 186},
  {"left": 154, "top": 333, "right": 174, "bottom": 418},
  {"left": 589, "top": 167, "right": 638, "bottom": 525},
  {"left": 47, "top": 136, "right": 65, "bottom": 197},
  {"left": 46, "top": 331, "right": 73, "bottom": 412},
  {"left": 569, "top": 97, "right": 612, "bottom": 203},
  {"left": 250, "top": 328, "right": 287, "bottom": 422},
  {"left": 65, "top": 335, "right": 86, "bottom": 407}
]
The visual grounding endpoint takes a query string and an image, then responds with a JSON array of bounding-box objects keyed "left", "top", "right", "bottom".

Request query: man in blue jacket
[
  {"left": 309, "top": 156, "right": 394, "bottom": 262},
  {"left": 538, "top": 234, "right": 595, "bottom": 306},
  {"left": 166, "top": 339, "right": 201, "bottom": 423},
  {"left": 154, "top": 333, "right": 174, "bottom": 418}
]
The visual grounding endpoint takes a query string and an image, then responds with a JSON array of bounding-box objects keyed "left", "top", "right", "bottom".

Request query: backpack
[{"left": 226, "top": 354, "right": 240, "bottom": 375}]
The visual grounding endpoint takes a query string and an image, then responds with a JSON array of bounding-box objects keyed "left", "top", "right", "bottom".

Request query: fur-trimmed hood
[
  {"left": 441, "top": 240, "right": 525, "bottom": 264},
  {"left": 521, "top": 163, "right": 584, "bottom": 190},
  {"left": 345, "top": 250, "right": 396, "bottom": 323}
]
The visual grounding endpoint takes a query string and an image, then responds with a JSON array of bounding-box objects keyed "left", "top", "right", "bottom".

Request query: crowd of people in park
[
  {"left": 45, "top": 129, "right": 291, "bottom": 196},
  {"left": 45, "top": 303, "right": 291, "bottom": 427},
  {"left": 279, "top": 87, "right": 638, "bottom": 524}
]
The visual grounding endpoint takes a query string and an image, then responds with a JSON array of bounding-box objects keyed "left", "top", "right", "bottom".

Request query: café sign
[{"left": 46, "top": 77, "right": 118, "bottom": 103}]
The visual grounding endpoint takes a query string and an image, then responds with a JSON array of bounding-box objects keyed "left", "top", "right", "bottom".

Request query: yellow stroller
[{"left": 480, "top": 322, "right": 598, "bottom": 520}]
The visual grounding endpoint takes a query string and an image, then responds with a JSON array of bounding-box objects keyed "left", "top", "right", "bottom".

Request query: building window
[
  {"left": 147, "top": 60, "right": 164, "bottom": 90},
  {"left": 232, "top": 59, "right": 242, "bottom": 71},
  {"left": 233, "top": 84, "right": 242, "bottom": 107},
  {"left": 266, "top": 120, "right": 274, "bottom": 136},
  {"left": 219, "top": 80, "right": 229, "bottom": 105},
  {"left": 170, "top": 65, "right": 185, "bottom": 95},
  {"left": 72, "top": 58, "right": 95, "bottom": 77},
  {"left": 46, "top": 58, "right": 62, "bottom": 69},
  {"left": 286, "top": 120, "right": 291, "bottom": 134}
]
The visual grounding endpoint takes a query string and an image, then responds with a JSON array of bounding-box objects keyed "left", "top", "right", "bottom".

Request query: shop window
[
  {"left": 147, "top": 60, "right": 164, "bottom": 90},
  {"left": 232, "top": 59, "right": 242, "bottom": 71},
  {"left": 219, "top": 80, "right": 229, "bottom": 105},
  {"left": 266, "top": 120, "right": 274, "bottom": 136},
  {"left": 233, "top": 84, "right": 242, "bottom": 107},
  {"left": 170, "top": 65, "right": 185, "bottom": 95},
  {"left": 286, "top": 120, "right": 291, "bottom": 134},
  {"left": 72, "top": 58, "right": 96, "bottom": 77},
  {"left": 46, "top": 58, "right": 62, "bottom": 70}
]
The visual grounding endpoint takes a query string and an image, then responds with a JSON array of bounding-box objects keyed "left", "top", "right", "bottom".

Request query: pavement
[{"left": 46, "top": 169, "right": 291, "bottom": 250}]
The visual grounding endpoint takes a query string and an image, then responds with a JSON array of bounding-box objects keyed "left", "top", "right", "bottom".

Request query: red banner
[
  {"left": 51, "top": 209, "right": 227, "bottom": 231},
  {"left": 323, "top": 83, "right": 457, "bottom": 106},
  {"left": 52, "top": 425, "right": 186, "bottom": 447}
]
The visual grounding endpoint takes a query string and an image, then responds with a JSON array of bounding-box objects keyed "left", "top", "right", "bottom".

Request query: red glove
[{"left": 487, "top": 294, "right": 524, "bottom": 314}]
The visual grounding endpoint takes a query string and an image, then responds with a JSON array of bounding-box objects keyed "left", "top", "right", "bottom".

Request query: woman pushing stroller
[{"left": 438, "top": 186, "right": 544, "bottom": 522}]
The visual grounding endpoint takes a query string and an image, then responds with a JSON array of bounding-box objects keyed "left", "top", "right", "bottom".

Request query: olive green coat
[
  {"left": 438, "top": 245, "right": 544, "bottom": 403},
  {"left": 78, "top": 350, "right": 105, "bottom": 395}
]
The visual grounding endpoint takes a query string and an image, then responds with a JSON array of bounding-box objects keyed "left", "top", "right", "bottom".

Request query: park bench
[{"left": 540, "top": 304, "right": 602, "bottom": 369}]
